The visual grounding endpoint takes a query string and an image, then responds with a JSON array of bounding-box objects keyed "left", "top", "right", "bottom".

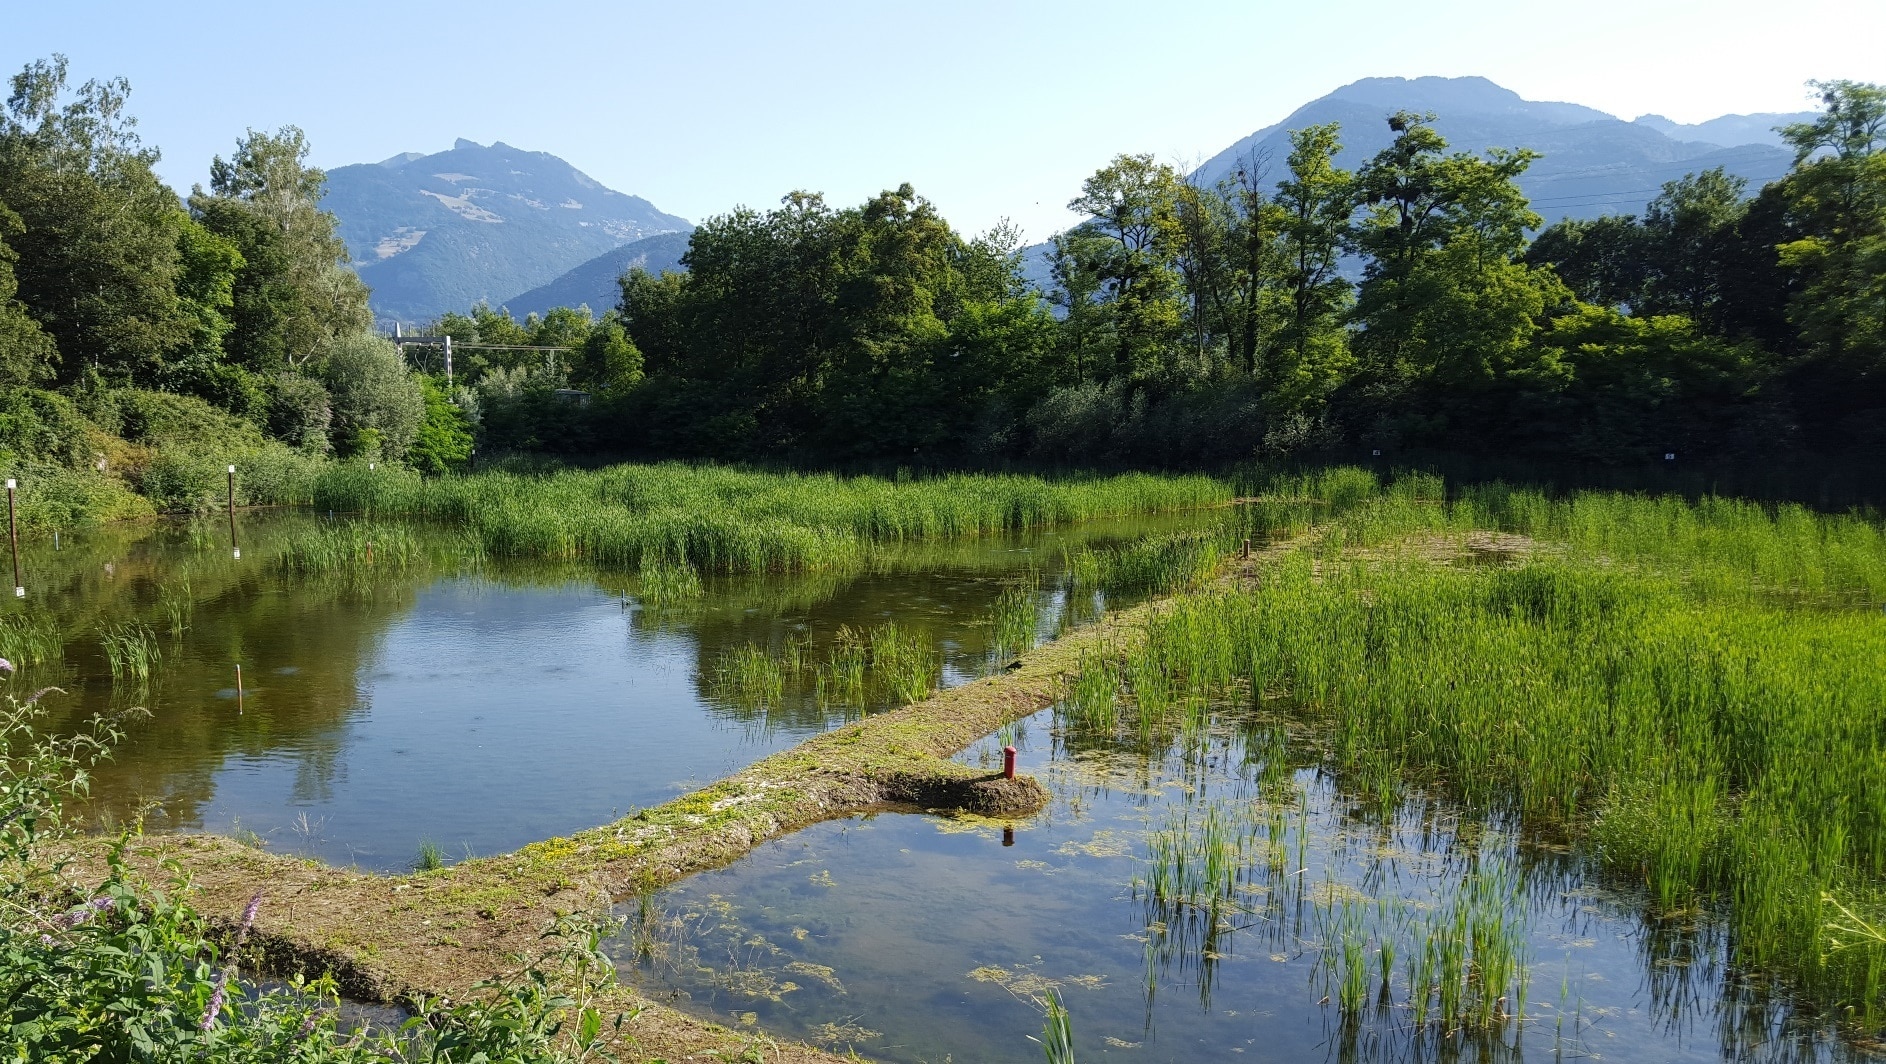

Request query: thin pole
[
  {"left": 227, "top": 465, "right": 240, "bottom": 559},
  {"left": 6, "top": 479, "right": 21, "bottom": 598},
  {"left": 235, "top": 663, "right": 244, "bottom": 714},
  {"left": 444, "top": 334, "right": 453, "bottom": 386}
]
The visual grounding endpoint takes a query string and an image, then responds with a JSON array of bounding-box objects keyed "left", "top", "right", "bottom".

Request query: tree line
[{"left": 3, "top": 51, "right": 1881, "bottom": 483}]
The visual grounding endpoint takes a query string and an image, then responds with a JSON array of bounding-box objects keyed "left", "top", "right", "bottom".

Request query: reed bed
[
  {"left": 308, "top": 462, "right": 1231, "bottom": 574},
  {"left": 1065, "top": 482, "right": 1886, "bottom": 1026},
  {"left": 276, "top": 522, "right": 423, "bottom": 574}
]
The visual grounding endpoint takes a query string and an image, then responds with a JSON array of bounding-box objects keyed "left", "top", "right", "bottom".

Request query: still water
[
  {"left": 620, "top": 709, "right": 1862, "bottom": 1063},
  {"left": 1, "top": 511, "right": 1189, "bottom": 870}
]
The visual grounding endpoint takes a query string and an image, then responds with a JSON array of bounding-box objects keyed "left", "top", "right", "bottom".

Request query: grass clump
[
  {"left": 1065, "top": 531, "right": 1222, "bottom": 598},
  {"left": 637, "top": 556, "right": 703, "bottom": 606},
  {"left": 0, "top": 613, "right": 62, "bottom": 672},
  {"left": 278, "top": 522, "right": 422, "bottom": 574},
  {"left": 97, "top": 621, "right": 160, "bottom": 684}
]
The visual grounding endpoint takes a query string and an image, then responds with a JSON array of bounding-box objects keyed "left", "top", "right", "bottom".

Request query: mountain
[
  {"left": 323, "top": 139, "right": 690, "bottom": 324},
  {"left": 1022, "top": 76, "right": 1804, "bottom": 292},
  {"left": 500, "top": 231, "right": 692, "bottom": 319},
  {"left": 1193, "top": 77, "right": 1794, "bottom": 225},
  {"left": 1632, "top": 111, "right": 1816, "bottom": 150}
]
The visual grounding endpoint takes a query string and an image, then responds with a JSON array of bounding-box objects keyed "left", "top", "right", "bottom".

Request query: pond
[
  {"left": 1, "top": 510, "right": 1207, "bottom": 871},
  {"left": 618, "top": 707, "right": 1860, "bottom": 1063}
]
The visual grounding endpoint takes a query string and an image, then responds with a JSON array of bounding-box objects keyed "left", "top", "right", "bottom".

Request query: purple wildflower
[
  {"left": 51, "top": 895, "right": 113, "bottom": 930},
  {"left": 200, "top": 967, "right": 230, "bottom": 1031},
  {"left": 0, "top": 657, "right": 13, "bottom": 675},
  {"left": 297, "top": 1012, "right": 319, "bottom": 1039},
  {"left": 235, "top": 891, "right": 263, "bottom": 946}
]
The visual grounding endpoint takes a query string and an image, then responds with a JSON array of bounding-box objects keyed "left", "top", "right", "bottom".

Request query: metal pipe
[{"left": 6, "top": 479, "right": 21, "bottom": 598}]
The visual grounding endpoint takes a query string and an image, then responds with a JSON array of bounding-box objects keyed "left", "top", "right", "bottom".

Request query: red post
[{"left": 1003, "top": 745, "right": 1017, "bottom": 780}]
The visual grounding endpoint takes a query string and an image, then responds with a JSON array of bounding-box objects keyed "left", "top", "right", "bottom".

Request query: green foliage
[
  {"left": 0, "top": 55, "right": 192, "bottom": 387},
  {"left": 620, "top": 184, "right": 1038, "bottom": 458},
  {"left": 0, "top": 692, "right": 640, "bottom": 1062},
  {"left": 188, "top": 125, "right": 371, "bottom": 373},
  {"left": 409, "top": 377, "right": 473, "bottom": 475},
  {"left": 323, "top": 334, "right": 424, "bottom": 461},
  {"left": 0, "top": 202, "right": 57, "bottom": 387}
]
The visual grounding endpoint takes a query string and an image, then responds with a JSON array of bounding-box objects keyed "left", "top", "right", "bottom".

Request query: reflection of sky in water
[
  {"left": 19, "top": 512, "right": 1185, "bottom": 870},
  {"left": 622, "top": 709, "right": 1855, "bottom": 1064},
  {"left": 198, "top": 582, "right": 707, "bottom": 867}
]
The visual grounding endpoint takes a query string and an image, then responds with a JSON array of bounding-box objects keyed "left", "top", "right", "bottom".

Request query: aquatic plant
[
  {"left": 1065, "top": 481, "right": 1886, "bottom": 1026},
  {"left": 637, "top": 556, "right": 703, "bottom": 606},
  {"left": 156, "top": 580, "right": 193, "bottom": 639},
  {"left": 1038, "top": 988, "right": 1075, "bottom": 1064},
  {"left": 278, "top": 523, "right": 422, "bottom": 574},
  {"left": 0, "top": 613, "right": 61, "bottom": 672},
  {"left": 97, "top": 621, "right": 160, "bottom": 684},
  {"left": 710, "top": 645, "right": 786, "bottom": 709},
  {"left": 989, "top": 585, "right": 1041, "bottom": 661},
  {"left": 414, "top": 839, "right": 445, "bottom": 872},
  {"left": 1064, "top": 531, "right": 1222, "bottom": 599}
]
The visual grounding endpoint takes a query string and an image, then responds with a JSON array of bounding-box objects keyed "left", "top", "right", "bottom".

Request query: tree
[
  {"left": 1526, "top": 214, "right": 1651, "bottom": 309},
  {"left": 1640, "top": 168, "right": 1750, "bottom": 324},
  {"left": 190, "top": 126, "right": 370, "bottom": 372},
  {"left": 573, "top": 314, "right": 643, "bottom": 397},
  {"left": 322, "top": 334, "right": 424, "bottom": 460},
  {"left": 0, "top": 55, "right": 190, "bottom": 385},
  {"left": 1066, "top": 154, "right": 1185, "bottom": 382},
  {"left": 1269, "top": 124, "right": 1355, "bottom": 412},
  {"left": 1349, "top": 112, "right": 1565, "bottom": 436},
  {"left": 407, "top": 377, "right": 474, "bottom": 474},
  {"left": 0, "top": 203, "right": 56, "bottom": 387},
  {"left": 1046, "top": 228, "right": 1115, "bottom": 384}
]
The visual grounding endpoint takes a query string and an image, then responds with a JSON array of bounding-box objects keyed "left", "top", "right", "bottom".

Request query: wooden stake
[{"left": 235, "top": 663, "right": 244, "bottom": 714}]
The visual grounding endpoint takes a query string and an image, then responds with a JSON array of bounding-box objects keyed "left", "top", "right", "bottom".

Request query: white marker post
[
  {"left": 227, "top": 466, "right": 240, "bottom": 559},
  {"left": 6, "top": 479, "right": 21, "bottom": 598}
]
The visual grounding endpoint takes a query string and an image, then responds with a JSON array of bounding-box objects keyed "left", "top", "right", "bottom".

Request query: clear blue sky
[{"left": 7, "top": 0, "right": 1882, "bottom": 241}]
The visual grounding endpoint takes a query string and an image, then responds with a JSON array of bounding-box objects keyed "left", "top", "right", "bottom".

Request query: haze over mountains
[{"left": 325, "top": 77, "right": 1816, "bottom": 325}]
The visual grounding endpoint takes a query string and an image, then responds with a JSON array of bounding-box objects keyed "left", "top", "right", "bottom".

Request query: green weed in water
[
  {"left": 0, "top": 613, "right": 62, "bottom": 671},
  {"left": 638, "top": 557, "right": 703, "bottom": 606},
  {"left": 414, "top": 838, "right": 445, "bottom": 872},
  {"left": 97, "top": 621, "right": 160, "bottom": 684},
  {"left": 278, "top": 523, "right": 422, "bottom": 574}
]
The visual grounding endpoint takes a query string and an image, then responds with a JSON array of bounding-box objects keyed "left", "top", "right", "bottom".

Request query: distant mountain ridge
[
  {"left": 1193, "top": 76, "right": 1796, "bottom": 223},
  {"left": 323, "top": 139, "right": 689, "bottom": 324},
  {"left": 501, "top": 231, "right": 691, "bottom": 320},
  {"left": 1021, "top": 76, "right": 1807, "bottom": 291}
]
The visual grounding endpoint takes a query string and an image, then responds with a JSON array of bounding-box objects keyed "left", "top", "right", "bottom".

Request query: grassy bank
[{"left": 1065, "top": 479, "right": 1886, "bottom": 1029}]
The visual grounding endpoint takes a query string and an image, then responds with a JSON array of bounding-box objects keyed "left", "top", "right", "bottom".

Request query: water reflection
[
  {"left": 0, "top": 511, "right": 1206, "bottom": 870},
  {"left": 619, "top": 708, "right": 1867, "bottom": 1063}
]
